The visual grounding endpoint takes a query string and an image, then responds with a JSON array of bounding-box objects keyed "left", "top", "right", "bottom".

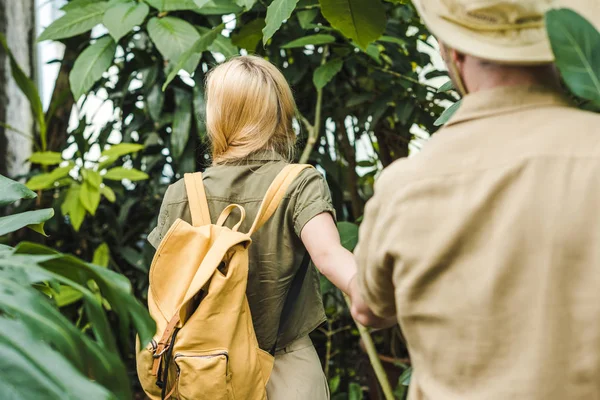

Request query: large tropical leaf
[
  {"left": 147, "top": 17, "right": 201, "bottom": 73},
  {"left": 103, "top": 1, "right": 150, "bottom": 42},
  {"left": 69, "top": 37, "right": 117, "bottom": 100},
  {"left": 231, "top": 19, "right": 265, "bottom": 51},
  {"left": 319, "top": 0, "right": 386, "bottom": 50},
  {"left": 0, "top": 209, "right": 54, "bottom": 237},
  {"left": 546, "top": 8, "right": 600, "bottom": 107},
  {"left": 0, "top": 242, "right": 154, "bottom": 399},
  {"left": 263, "top": 0, "right": 300, "bottom": 46},
  {"left": 0, "top": 317, "right": 114, "bottom": 400},
  {"left": 38, "top": 3, "right": 109, "bottom": 42},
  {"left": 0, "top": 174, "right": 36, "bottom": 207},
  {"left": 163, "top": 26, "right": 221, "bottom": 89}
]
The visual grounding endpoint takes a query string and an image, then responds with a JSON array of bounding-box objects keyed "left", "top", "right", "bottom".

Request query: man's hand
[{"left": 348, "top": 275, "right": 397, "bottom": 329}]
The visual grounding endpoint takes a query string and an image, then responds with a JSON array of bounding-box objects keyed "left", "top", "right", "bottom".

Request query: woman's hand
[{"left": 348, "top": 275, "right": 398, "bottom": 329}]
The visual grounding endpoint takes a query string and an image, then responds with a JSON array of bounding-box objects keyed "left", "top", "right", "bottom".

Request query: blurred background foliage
[{"left": 0, "top": 0, "right": 461, "bottom": 398}]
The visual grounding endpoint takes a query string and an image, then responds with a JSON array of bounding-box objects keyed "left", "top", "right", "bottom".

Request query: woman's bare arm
[
  {"left": 300, "top": 213, "right": 356, "bottom": 295},
  {"left": 300, "top": 213, "right": 398, "bottom": 329}
]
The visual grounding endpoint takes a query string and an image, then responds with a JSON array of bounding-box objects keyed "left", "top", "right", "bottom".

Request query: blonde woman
[{"left": 148, "top": 56, "right": 365, "bottom": 399}]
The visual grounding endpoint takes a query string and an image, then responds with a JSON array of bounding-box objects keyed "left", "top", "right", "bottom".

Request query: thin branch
[
  {"left": 299, "top": 47, "right": 328, "bottom": 163},
  {"left": 374, "top": 66, "right": 438, "bottom": 91},
  {"left": 344, "top": 294, "right": 395, "bottom": 400}
]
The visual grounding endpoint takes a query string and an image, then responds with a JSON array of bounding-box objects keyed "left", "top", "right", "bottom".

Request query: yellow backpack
[{"left": 136, "top": 164, "right": 312, "bottom": 400}]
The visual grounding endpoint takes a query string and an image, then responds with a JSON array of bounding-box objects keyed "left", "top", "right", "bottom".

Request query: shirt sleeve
[
  {"left": 354, "top": 167, "right": 399, "bottom": 319},
  {"left": 292, "top": 168, "right": 336, "bottom": 237},
  {"left": 147, "top": 181, "right": 189, "bottom": 249}
]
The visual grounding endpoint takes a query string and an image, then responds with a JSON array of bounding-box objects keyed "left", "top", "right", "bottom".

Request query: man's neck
[{"left": 463, "top": 59, "right": 561, "bottom": 94}]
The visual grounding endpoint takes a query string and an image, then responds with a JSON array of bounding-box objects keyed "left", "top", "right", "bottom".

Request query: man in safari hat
[{"left": 348, "top": 0, "right": 600, "bottom": 398}]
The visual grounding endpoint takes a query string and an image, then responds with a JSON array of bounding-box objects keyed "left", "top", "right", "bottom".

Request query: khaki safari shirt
[
  {"left": 148, "top": 151, "right": 334, "bottom": 352},
  {"left": 356, "top": 86, "right": 600, "bottom": 399}
]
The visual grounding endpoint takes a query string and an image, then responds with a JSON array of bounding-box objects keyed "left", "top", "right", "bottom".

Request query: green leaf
[
  {"left": 281, "top": 34, "right": 336, "bottom": 49},
  {"left": 103, "top": 1, "right": 150, "bottom": 42},
  {"left": 0, "top": 209, "right": 54, "bottom": 237},
  {"left": 93, "top": 243, "right": 110, "bottom": 267},
  {"left": 437, "top": 80, "right": 454, "bottom": 93},
  {"left": 163, "top": 27, "right": 221, "bottom": 90},
  {"left": 171, "top": 88, "right": 193, "bottom": 159},
  {"left": 80, "top": 178, "right": 101, "bottom": 216},
  {"left": 1, "top": 243, "right": 155, "bottom": 396},
  {"left": 379, "top": 35, "right": 405, "bottom": 46},
  {"left": 29, "top": 152, "right": 63, "bottom": 165},
  {"left": 147, "top": 84, "right": 164, "bottom": 122},
  {"left": 197, "top": 27, "right": 239, "bottom": 57},
  {"left": 101, "top": 143, "right": 145, "bottom": 158},
  {"left": 193, "top": 0, "right": 242, "bottom": 15},
  {"left": 38, "top": 3, "right": 109, "bottom": 42},
  {"left": 349, "top": 382, "right": 363, "bottom": 400},
  {"left": 329, "top": 375, "right": 341, "bottom": 394},
  {"left": 52, "top": 285, "right": 84, "bottom": 307},
  {"left": 0, "top": 318, "right": 113, "bottom": 399},
  {"left": 231, "top": 19, "right": 265, "bottom": 51},
  {"left": 0, "top": 34, "right": 47, "bottom": 145},
  {"left": 337, "top": 221, "right": 359, "bottom": 251},
  {"left": 83, "top": 170, "right": 102, "bottom": 188},
  {"left": 146, "top": 0, "right": 200, "bottom": 11},
  {"left": 26, "top": 164, "right": 74, "bottom": 191},
  {"left": 0, "top": 175, "right": 37, "bottom": 207},
  {"left": 97, "top": 156, "right": 119, "bottom": 172},
  {"left": 263, "top": 0, "right": 300, "bottom": 46},
  {"left": 103, "top": 167, "right": 149, "bottom": 181},
  {"left": 69, "top": 36, "right": 117, "bottom": 100},
  {"left": 297, "top": 9, "right": 319, "bottom": 29},
  {"left": 236, "top": 0, "right": 257, "bottom": 10},
  {"left": 399, "top": 366, "right": 412, "bottom": 386},
  {"left": 61, "top": 0, "right": 99, "bottom": 11},
  {"left": 319, "top": 0, "right": 386, "bottom": 50},
  {"left": 434, "top": 100, "right": 461, "bottom": 126},
  {"left": 313, "top": 58, "right": 344, "bottom": 90},
  {"left": 147, "top": 17, "right": 201, "bottom": 74},
  {"left": 61, "top": 184, "right": 86, "bottom": 231},
  {"left": 100, "top": 185, "right": 116, "bottom": 203},
  {"left": 364, "top": 43, "right": 381, "bottom": 64},
  {"left": 546, "top": 8, "right": 600, "bottom": 107}
]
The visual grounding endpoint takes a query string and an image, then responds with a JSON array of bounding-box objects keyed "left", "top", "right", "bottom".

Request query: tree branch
[{"left": 299, "top": 47, "right": 328, "bottom": 164}]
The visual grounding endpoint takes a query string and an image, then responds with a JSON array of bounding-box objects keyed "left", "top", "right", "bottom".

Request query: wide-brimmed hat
[{"left": 413, "top": 0, "right": 600, "bottom": 65}]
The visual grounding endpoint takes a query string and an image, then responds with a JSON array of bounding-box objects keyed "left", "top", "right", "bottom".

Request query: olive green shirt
[
  {"left": 148, "top": 151, "right": 333, "bottom": 352},
  {"left": 356, "top": 85, "right": 600, "bottom": 399}
]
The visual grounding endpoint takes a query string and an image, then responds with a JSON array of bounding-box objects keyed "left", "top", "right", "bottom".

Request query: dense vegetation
[{"left": 1, "top": 0, "right": 599, "bottom": 398}]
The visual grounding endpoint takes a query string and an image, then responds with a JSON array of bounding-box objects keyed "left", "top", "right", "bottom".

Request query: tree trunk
[{"left": 0, "top": 0, "right": 35, "bottom": 178}]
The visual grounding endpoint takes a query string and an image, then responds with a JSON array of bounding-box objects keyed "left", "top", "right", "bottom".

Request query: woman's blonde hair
[{"left": 205, "top": 56, "right": 297, "bottom": 165}]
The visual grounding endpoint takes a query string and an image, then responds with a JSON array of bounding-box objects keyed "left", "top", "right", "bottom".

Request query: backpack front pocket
[{"left": 174, "top": 351, "right": 231, "bottom": 400}]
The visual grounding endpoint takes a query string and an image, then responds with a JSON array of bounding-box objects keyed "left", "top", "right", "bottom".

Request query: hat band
[{"left": 440, "top": 14, "right": 545, "bottom": 32}]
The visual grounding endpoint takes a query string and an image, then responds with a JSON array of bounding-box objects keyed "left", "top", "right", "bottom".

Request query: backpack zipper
[{"left": 174, "top": 351, "right": 229, "bottom": 361}]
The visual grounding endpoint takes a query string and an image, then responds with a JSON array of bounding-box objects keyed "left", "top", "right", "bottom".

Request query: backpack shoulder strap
[
  {"left": 184, "top": 172, "right": 211, "bottom": 227},
  {"left": 247, "top": 164, "right": 312, "bottom": 235}
]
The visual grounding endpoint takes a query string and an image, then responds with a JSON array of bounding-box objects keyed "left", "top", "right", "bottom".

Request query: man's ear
[{"left": 449, "top": 48, "right": 467, "bottom": 72}]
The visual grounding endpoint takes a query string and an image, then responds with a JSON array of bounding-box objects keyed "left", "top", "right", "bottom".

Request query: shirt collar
[
  {"left": 446, "top": 85, "right": 573, "bottom": 127},
  {"left": 242, "top": 150, "right": 285, "bottom": 163}
]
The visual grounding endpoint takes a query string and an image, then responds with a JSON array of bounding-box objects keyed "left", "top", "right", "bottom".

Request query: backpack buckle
[{"left": 153, "top": 344, "right": 170, "bottom": 358}]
